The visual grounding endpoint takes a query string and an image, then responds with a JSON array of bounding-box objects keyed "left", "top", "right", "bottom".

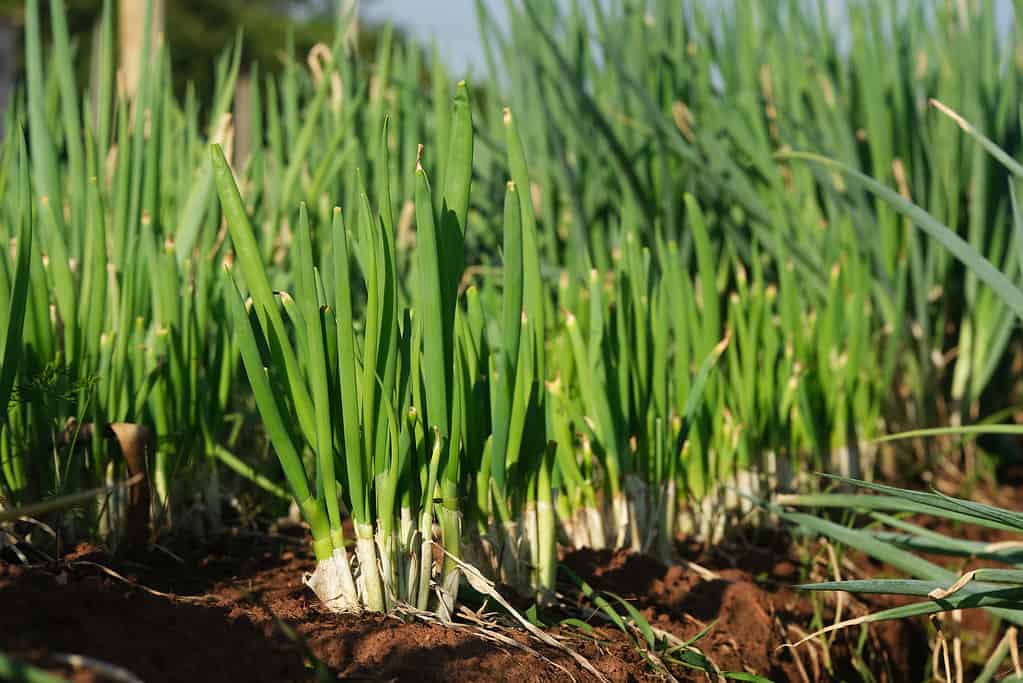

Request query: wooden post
[
  {"left": 233, "top": 71, "right": 252, "bottom": 168},
  {"left": 61, "top": 419, "right": 153, "bottom": 553},
  {"left": 341, "top": 0, "right": 359, "bottom": 53},
  {"left": 0, "top": 15, "right": 14, "bottom": 134},
  {"left": 119, "top": 0, "right": 164, "bottom": 98}
]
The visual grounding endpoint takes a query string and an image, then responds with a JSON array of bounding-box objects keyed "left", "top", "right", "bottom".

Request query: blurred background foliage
[{"left": 0, "top": 0, "right": 393, "bottom": 109}]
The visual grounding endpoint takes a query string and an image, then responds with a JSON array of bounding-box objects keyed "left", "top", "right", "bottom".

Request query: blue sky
[
  {"left": 361, "top": 1, "right": 1015, "bottom": 79},
  {"left": 361, "top": 0, "right": 509, "bottom": 77}
]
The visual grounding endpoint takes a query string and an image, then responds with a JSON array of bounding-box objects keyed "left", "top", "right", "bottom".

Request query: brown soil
[
  {"left": 561, "top": 533, "right": 926, "bottom": 682},
  {"left": 0, "top": 529, "right": 925, "bottom": 683}
]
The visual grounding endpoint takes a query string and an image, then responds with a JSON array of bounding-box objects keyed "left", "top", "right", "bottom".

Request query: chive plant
[
  {"left": 550, "top": 215, "right": 728, "bottom": 554},
  {"left": 466, "top": 109, "right": 554, "bottom": 595},
  {"left": 214, "top": 76, "right": 479, "bottom": 613}
]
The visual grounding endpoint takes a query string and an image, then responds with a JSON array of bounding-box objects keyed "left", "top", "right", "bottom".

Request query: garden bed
[{"left": 1, "top": 528, "right": 926, "bottom": 682}]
